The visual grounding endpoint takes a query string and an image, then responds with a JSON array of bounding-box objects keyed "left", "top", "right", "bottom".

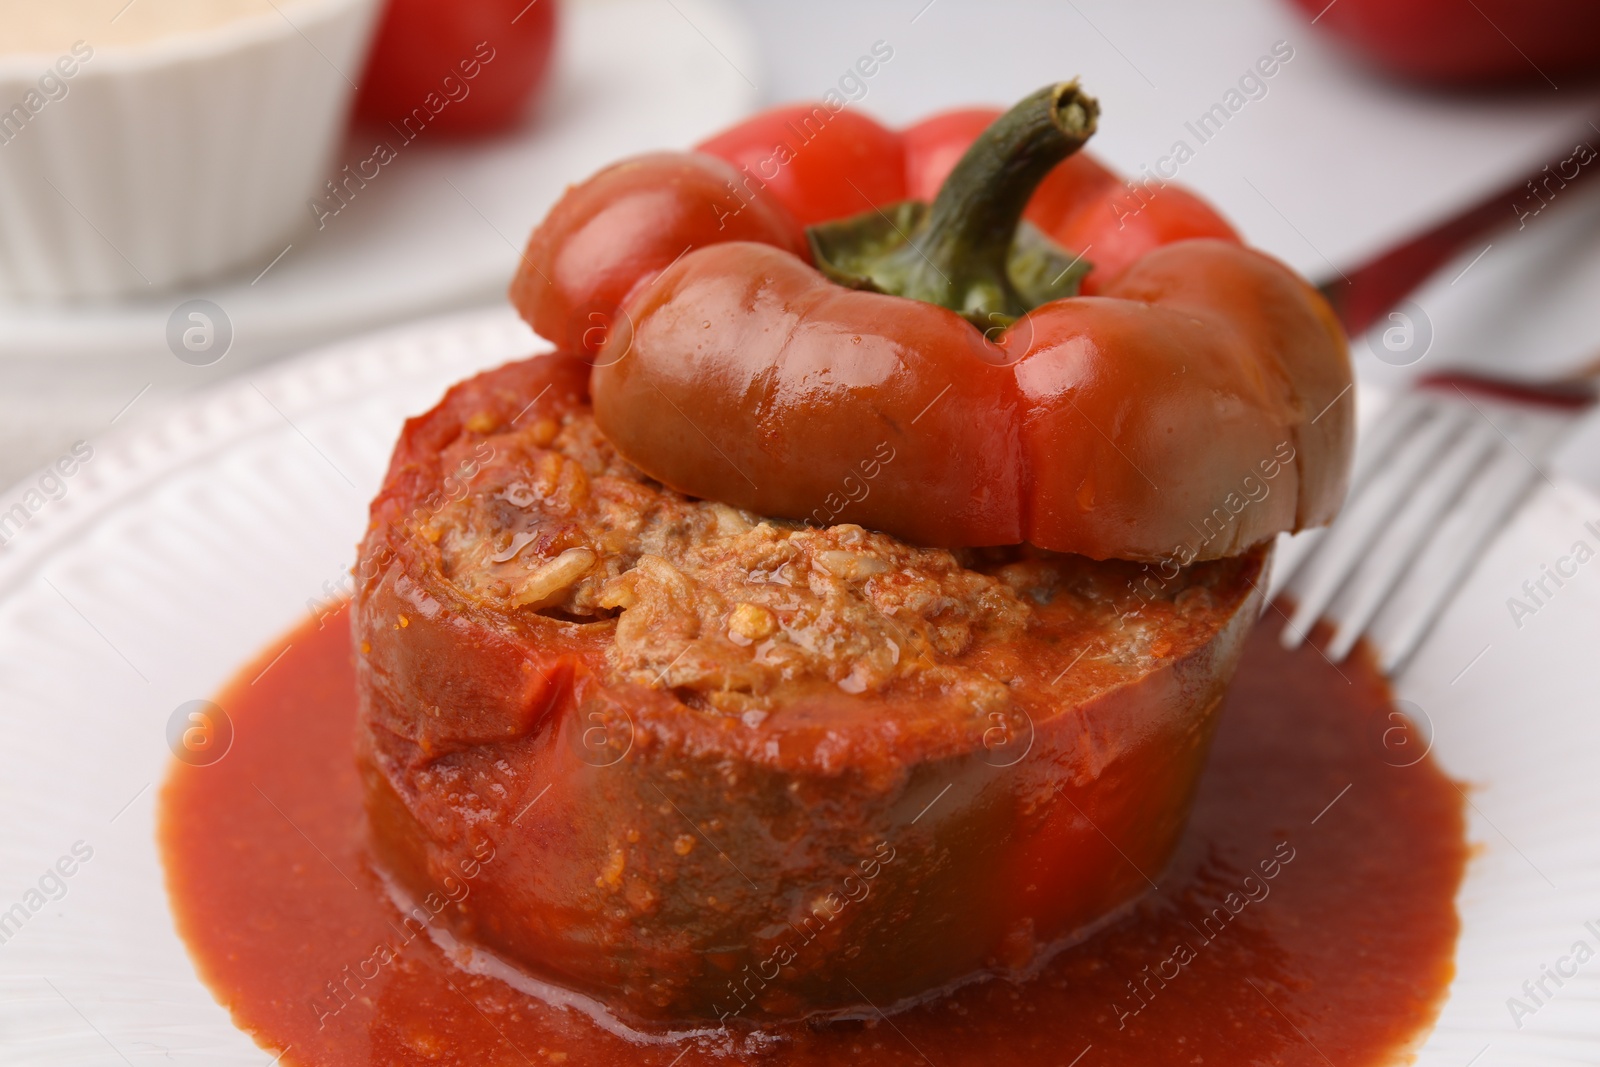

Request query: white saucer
[{"left": 0, "top": 308, "right": 1596, "bottom": 1065}]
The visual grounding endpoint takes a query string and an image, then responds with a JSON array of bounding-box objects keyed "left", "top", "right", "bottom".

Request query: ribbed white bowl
[{"left": 0, "top": 0, "right": 378, "bottom": 301}]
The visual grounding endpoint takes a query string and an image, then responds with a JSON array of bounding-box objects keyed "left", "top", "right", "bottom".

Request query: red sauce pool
[{"left": 161, "top": 605, "right": 1466, "bottom": 1066}]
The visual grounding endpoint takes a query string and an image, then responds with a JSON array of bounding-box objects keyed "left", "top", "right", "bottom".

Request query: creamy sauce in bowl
[{"left": 0, "top": 0, "right": 285, "bottom": 55}]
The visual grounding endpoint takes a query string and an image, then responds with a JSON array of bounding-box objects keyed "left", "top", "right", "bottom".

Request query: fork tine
[
  {"left": 1347, "top": 389, "right": 1431, "bottom": 493},
  {"left": 1269, "top": 390, "right": 1429, "bottom": 599},
  {"left": 1265, "top": 527, "right": 1323, "bottom": 604},
  {"left": 1324, "top": 419, "right": 1500, "bottom": 661},
  {"left": 1282, "top": 402, "right": 1472, "bottom": 648},
  {"left": 1376, "top": 419, "right": 1563, "bottom": 674},
  {"left": 1379, "top": 452, "right": 1539, "bottom": 674}
]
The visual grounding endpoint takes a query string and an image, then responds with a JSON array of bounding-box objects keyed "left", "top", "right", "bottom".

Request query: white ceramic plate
[
  {"left": 0, "top": 308, "right": 1596, "bottom": 1066},
  {"left": 0, "top": 0, "right": 757, "bottom": 364}
]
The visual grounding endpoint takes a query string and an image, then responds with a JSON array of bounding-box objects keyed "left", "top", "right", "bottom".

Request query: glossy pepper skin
[
  {"left": 511, "top": 98, "right": 1240, "bottom": 343},
  {"left": 511, "top": 84, "right": 1352, "bottom": 563}
]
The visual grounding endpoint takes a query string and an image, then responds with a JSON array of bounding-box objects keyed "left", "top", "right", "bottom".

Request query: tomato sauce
[{"left": 161, "top": 604, "right": 1465, "bottom": 1066}]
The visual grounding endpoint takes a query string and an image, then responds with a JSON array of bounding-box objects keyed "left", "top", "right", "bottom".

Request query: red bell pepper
[{"left": 511, "top": 83, "right": 1352, "bottom": 563}]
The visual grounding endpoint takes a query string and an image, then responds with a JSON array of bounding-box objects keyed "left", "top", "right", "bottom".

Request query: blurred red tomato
[
  {"left": 1289, "top": 0, "right": 1600, "bottom": 86},
  {"left": 355, "top": 0, "right": 559, "bottom": 136}
]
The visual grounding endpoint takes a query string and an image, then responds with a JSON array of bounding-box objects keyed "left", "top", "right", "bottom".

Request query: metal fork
[
  {"left": 1267, "top": 125, "right": 1600, "bottom": 674},
  {"left": 1271, "top": 375, "right": 1595, "bottom": 673}
]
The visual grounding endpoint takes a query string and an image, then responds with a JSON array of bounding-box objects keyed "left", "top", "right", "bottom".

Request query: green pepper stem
[
  {"left": 806, "top": 82, "right": 1100, "bottom": 325},
  {"left": 914, "top": 81, "right": 1098, "bottom": 307}
]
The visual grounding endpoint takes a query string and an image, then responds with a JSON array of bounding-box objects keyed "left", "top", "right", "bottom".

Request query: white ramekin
[{"left": 0, "top": 0, "right": 379, "bottom": 301}]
